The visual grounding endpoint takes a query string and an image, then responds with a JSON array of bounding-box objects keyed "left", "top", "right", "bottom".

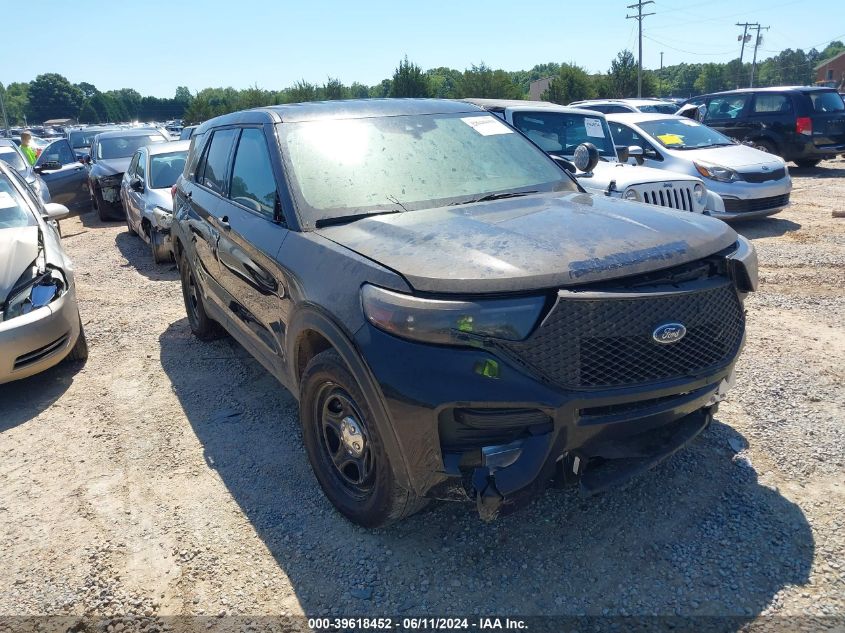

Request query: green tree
[
  {"left": 323, "top": 77, "right": 346, "bottom": 100},
  {"left": 0, "top": 82, "right": 29, "bottom": 124},
  {"left": 78, "top": 101, "right": 99, "bottom": 124},
  {"left": 26, "top": 73, "right": 82, "bottom": 122},
  {"left": 605, "top": 50, "right": 639, "bottom": 97},
  {"left": 174, "top": 86, "right": 193, "bottom": 106},
  {"left": 694, "top": 63, "right": 724, "bottom": 93},
  {"left": 390, "top": 56, "right": 430, "bottom": 97},
  {"left": 75, "top": 82, "right": 99, "bottom": 100},
  {"left": 458, "top": 63, "right": 522, "bottom": 99},
  {"left": 369, "top": 79, "right": 392, "bottom": 98},
  {"left": 426, "top": 67, "right": 463, "bottom": 98},
  {"left": 285, "top": 80, "right": 318, "bottom": 103},
  {"left": 348, "top": 82, "right": 370, "bottom": 98},
  {"left": 541, "top": 63, "right": 594, "bottom": 104}
]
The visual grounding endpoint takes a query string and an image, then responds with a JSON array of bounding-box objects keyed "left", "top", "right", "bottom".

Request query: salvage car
[
  {"left": 606, "top": 113, "right": 792, "bottom": 220},
  {"left": 466, "top": 99, "right": 709, "bottom": 214},
  {"left": 172, "top": 99, "right": 757, "bottom": 527},
  {"left": 0, "top": 139, "right": 51, "bottom": 205},
  {"left": 87, "top": 128, "right": 169, "bottom": 220},
  {"left": 121, "top": 140, "right": 189, "bottom": 263},
  {"left": 0, "top": 162, "right": 87, "bottom": 384}
]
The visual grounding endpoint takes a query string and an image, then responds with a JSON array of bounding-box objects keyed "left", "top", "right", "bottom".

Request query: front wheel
[
  {"left": 178, "top": 251, "right": 223, "bottom": 340},
  {"left": 299, "top": 349, "right": 425, "bottom": 527},
  {"left": 150, "top": 229, "right": 171, "bottom": 264},
  {"left": 66, "top": 314, "right": 89, "bottom": 362}
]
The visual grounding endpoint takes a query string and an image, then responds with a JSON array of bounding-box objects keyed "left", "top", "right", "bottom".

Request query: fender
[{"left": 286, "top": 305, "right": 414, "bottom": 492}]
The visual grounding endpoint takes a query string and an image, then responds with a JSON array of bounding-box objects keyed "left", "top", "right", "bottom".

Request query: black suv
[
  {"left": 683, "top": 86, "right": 845, "bottom": 167},
  {"left": 172, "top": 99, "right": 757, "bottom": 527}
]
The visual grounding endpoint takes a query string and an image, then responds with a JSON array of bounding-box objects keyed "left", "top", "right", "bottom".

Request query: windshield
[
  {"left": 637, "top": 118, "right": 734, "bottom": 150},
  {"left": 0, "top": 147, "right": 27, "bottom": 174},
  {"left": 511, "top": 111, "right": 617, "bottom": 159},
  {"left": 639, "top": 103, "right": 678, "bottom": 114},
  {"left": 279, "top": 112, "right": 574, "bottom": 223},
  {"left": 97, "top": 134, "right": 166, "bottom": 160},
  {"left": 806, "top": 91, "right": 845, "bottom": 113},
  {"left": 69, "top": 130, "right": 103, "bottom": 149},
  {"left": 149, "top": 150, "right": 188, "bottom": 189},
  {"left": 0, "top": 175, "right": 36, "bottom": 229}
]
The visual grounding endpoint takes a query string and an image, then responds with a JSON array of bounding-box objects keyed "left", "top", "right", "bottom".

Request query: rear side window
[
  {"left": 199, "top": 128, "right": 238, "bottom": 194},
  {"left": 806, "top": 91, "right": 845, "bottom": 113},
  {"left": 706, "top": 95, "right": 748, "bottom": 120},
  {"left": 185, "top": 132, "right": 207, "bottom": 180},
  {"left": 752, "top": 94, "right": 792, "bottom": 114},
  {"left": 229, "top": 128, "right": 277, "bottom": 216}
]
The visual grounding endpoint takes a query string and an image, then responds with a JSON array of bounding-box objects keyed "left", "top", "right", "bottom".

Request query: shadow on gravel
[
  {"left": 735, "top": 218, "right": 801, "bottom": 240},
  {"left": 114, "top": 230, "right": 178, "bottom": 281},
  {"left": 0, "top": 359, "right": 85, "bottom": 432},
  {"left": 160, "top": 319, "right": 814, "bottom": 624},
  {"left": 790, "top": 164, "right": 845, "bottom": 179}
]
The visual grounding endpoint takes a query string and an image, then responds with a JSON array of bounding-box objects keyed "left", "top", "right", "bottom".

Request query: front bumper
[
  {"left": 0, "top": 286, "right": 80, "bottom": 384},
  {"left": 704, "top": 178, "right": 792, "bottom": 220},
  {"left": 354, "top": 322, "right": 739, "bottom": 520},
  {"left": 91, "top": 177, "right": 125, "bottom": 218}
]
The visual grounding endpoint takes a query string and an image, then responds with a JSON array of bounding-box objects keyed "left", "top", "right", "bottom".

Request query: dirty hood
[
  {"left": 316, "top": 191, "right": 738, "bottom": 293},
  {"left": 0, "top": 226, "right": 39, "bottom": 302}
]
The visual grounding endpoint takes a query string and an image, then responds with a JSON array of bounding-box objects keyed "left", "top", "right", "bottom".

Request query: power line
[
  {"left": 749, "top": 24, "right": 770, "bottom": 87},
  {"left": 627, "top": 0, "right": 655, "bottom": 97}
]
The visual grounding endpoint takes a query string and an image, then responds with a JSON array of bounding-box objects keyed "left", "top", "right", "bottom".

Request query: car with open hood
[
  {"left": 121, "top": 140, "right": 189, "bottom": 263},
  {"left": 465, "top": 99, "right": 709, "bottom": 214},
  {"left": 171, "top": 99, "right": 757, "bottom": 527},
  {"left": 0, "top": 161, "right": 87, "bottom": 384},
  {"left": 87, "top": 128, "right": 169, "bottom": 220},
  {"left": 606, "top": 113, "right": 792, "bottom": 220}
]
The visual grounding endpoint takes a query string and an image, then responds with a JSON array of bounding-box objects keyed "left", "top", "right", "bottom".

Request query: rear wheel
[
  {"left": 300, "top": 349, "right": 425, "bottom": 527},
  {"left": 794, "top": 159, "right": 821, "bottom": 169},
  {"left": 179, "top": 251, "right": 223, "bottom": 340},
  {"left": 66, "top": 314, "right": 89, "bottom": 362}
]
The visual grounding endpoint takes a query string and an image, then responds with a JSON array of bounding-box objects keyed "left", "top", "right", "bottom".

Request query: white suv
[{"left": 569, "top": 99, "right": 680, "bottom": 115}]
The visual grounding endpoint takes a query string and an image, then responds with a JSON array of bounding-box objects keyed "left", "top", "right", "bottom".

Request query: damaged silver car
[{"left": 0, "top": 162, "right": 88, "bottom": 384}]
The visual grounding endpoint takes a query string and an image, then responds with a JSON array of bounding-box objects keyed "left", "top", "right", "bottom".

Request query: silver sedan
[
  {"left": 606, "top": 113, "right": 792, "bottom": 220},
  {"left": 120, "top": 140, "right": 189, "bottom": 263}
]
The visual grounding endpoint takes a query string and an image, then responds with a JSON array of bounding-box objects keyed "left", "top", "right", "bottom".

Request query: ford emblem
[{"left": 653, "top": 322, "right": 687, "bottom": 344}]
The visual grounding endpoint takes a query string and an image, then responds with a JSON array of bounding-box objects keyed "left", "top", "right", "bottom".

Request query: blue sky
[{"left": 3, "top": 0, "right": 843, "bottom": 97}]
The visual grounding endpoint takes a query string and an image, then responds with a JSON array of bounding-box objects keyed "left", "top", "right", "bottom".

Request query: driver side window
[
  {"left": 127, "top": 152, "right": 140, "bottom": 178},
  {"left": 610, "top": 123, "right": 662, "bottom": 161}
]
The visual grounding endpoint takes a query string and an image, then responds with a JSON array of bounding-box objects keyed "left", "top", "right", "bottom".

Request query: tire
[
  {"left": 300, "top": 349, "right": 426, "bottom": 527},
  {"left": 95, "top": 188, "right": 111, "bottom": 221},
  {"left": 754, "top": 139, "right": 777, "bottom": 155},
  {"left": 178, "top": 250, "right": 223, "bottom": 340},
  {"left": 794, "top": 159, "right": 821, "bottom": 169},
  {"left": 150, "top": 229, "right": 171, "bottom": 264},
  {"left": 126, "top": 211, "right": 137, "bottom": 236},
  {"left": 66, "top": 314, "right": 89, "bottom": 362}
]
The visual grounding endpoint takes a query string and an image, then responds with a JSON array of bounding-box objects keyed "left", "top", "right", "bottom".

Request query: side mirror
[
  {"left": 628, "top": 145, "right": 645, "bottom": 165},
  {"left": 130, "top": 177, "right": 144, "bottom": 192},
  {"left": 43, "top": 203, "right": 70, "bottom": 220},
  {"left": 551, "top": 155, "right": 576, "bottom": 173},
  {"left": 36, "top": 160, "right": 62, "bottom": 173},
  {"left": 615, "top": 145, "right": 630, "bottom": 162},
  {"left": 83, "top": 154, "right": 92, "bottom": 165}
]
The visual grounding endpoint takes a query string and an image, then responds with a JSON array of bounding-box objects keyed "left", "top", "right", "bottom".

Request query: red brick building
[{"left": 815, "top": 51, "right": 845, "bottom": 89}]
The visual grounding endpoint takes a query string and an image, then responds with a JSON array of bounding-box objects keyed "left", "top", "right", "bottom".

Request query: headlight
[
  {"left": 694, "top": 161, "right": 738, "bottom": 182},
  {"left": 623, "top": 188, "right": 640, "bottom": 201},
  {"left": 726, "top": 236, "right": 758, "bottom": 293},
  {"left": 151, "top": 206, "right": 173, "bottom": 229},
  {"left": 693, "top": 183, "right": 706, "bottom": 202},
  {"left": 361, "top": 284, "right": 545, "bottom": 345},
  {"left": 2, "top": 267, "right": 66, "bottom": 322}
]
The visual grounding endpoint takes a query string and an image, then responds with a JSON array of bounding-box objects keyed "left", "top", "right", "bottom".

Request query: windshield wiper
[
  {"left": 450, "top": 190, "right": 538, "bottom": 206},
  {"left": 315, "top": 209, "right": 403, "bottom": 228}
]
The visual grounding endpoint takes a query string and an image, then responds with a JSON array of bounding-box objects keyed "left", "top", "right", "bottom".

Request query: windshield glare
[
  {"left": 0, "top": 175, "right": 36, "bottom": 229},
  {"left": 97, "top": 135, "right": 166, "bottom": 160},
  {"left": 149, "top": 151, "right": 188, "bottom": 189},
  {"left": 0, "top": 147, "right": 27, "bottom": 173},
  {"left": 511, "top": 111, "right": 617, "bottom": 159},
  {"left": 637, "top": 118, "right": 734, "bottom": 150},
  {"left": 280, "top": 113, "right": 574, "bottom": 223}
]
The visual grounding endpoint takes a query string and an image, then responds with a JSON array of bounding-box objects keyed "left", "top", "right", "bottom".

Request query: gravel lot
[{"left": 1, "top": 160, "right": 843, "bottom": 631}]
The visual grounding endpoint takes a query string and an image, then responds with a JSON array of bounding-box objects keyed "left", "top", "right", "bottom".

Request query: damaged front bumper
[{"left": 355, "top": 323, "right": 739, "bottom": 522}]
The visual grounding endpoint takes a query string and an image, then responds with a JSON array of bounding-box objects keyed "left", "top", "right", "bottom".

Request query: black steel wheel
[{"left": 178, "top": 251, "right": 223, "bottom": 340}]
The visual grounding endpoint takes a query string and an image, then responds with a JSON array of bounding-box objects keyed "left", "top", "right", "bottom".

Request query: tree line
[{"left": 2, "top": 41, "right": 842, "bottom": 126}]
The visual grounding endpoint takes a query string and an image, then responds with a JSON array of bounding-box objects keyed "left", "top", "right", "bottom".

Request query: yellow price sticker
[{"left": 657, "top": 133, "right": 684, "bottom": 146}]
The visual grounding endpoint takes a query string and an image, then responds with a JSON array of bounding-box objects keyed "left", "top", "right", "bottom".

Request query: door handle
[{"left": 218, "top": 215, "right": 230, "bottom": 230}]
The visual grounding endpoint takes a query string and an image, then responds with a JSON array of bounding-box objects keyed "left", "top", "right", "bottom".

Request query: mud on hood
[
  {"left": 0, "top": 226, "right": 39, "bottom": 302},
  {"left": 316, "top": 191, "right": 738, "bottom": 294}
]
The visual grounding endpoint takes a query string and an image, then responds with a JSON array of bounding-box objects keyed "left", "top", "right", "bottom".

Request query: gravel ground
[{"left": 1, "top": 159, "right": 843, "bottom": 632}]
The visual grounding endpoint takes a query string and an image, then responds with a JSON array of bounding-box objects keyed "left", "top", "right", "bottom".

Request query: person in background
[{"left": 20, "top": 131, "right": 37, "bottom": 165}]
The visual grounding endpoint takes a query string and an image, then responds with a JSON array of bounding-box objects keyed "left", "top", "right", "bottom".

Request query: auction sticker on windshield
[
  {"left": 461, "top": 116, "right": 513, "bottom": 136},
  {"left": 657, "top": 133, "right": 684, "bottom": 146},
  {"left": 585, "top": 118, "right": 605, "bottom": 137}
]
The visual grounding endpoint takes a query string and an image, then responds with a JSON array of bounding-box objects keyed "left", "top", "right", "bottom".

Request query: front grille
[
  {"left": 738, "top": 167, "right": 786, "bottom": 183},
  {"left": 500, "top": 278, "right": 744, "bottom": 389},
  {"left": 634, "top": 183, "right": 697, "bottom": 211},
  {"left": 14, "top": 333, "right": 69, "bottom": 369},
  {"left": 723, "top": 193, "right": 790, "bottom": 213}
]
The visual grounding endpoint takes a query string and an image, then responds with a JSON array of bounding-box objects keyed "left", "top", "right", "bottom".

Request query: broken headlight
[
  {"left": 2, "top": 267, "right": 67, "bottom": 322},
  {"left": 361, "top": 284, "right": 545, "bottom": 346}
]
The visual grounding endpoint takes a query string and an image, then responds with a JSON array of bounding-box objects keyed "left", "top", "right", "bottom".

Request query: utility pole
[
  {"left": 627, "top": 0, "right": 655, "bottom": 97},
  {"left": 735, "top": 22, "right": 756, "bottom": 88},
  {"left": 0, "top": 84, "right": 10, "bottom": 136},
  {"left": 659, "top": 51, "right": 664, "bottom": 97},
  {"left": 749, "top": 24, "right": 769, "bottom": 88}
]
